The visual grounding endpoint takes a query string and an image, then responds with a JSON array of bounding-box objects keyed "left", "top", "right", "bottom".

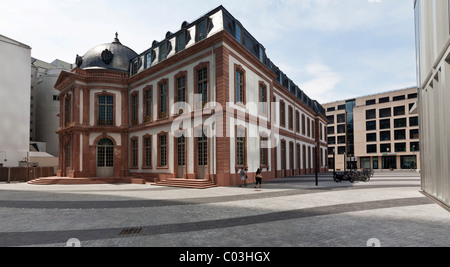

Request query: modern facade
[
  {"left": 324, "top": 87, "right": 420, "bottom": 172},
  {"left": 414, "top": 0, "right": 450, "bottom": 208},
  {"left": 54, "top": 6, "right": 328, "bottom": 186},
  {"left": 0, "top": 35, "right": 31, "bottom": 167},
  {"left": 31, "top": 58, "right": 73, "bottom": 156}
]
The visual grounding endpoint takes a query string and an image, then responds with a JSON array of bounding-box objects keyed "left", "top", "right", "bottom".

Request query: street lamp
[{"left": 412, "top": 145, "right": 417, "bottom": 171}]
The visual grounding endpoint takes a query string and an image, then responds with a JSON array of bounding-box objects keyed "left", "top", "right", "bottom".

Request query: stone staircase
[{"left": 154, "top": 178, "right": 218, "bottom": 189}]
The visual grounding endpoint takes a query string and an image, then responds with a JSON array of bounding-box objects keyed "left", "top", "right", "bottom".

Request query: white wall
[{"left": 0, "top": 35, "right": 31, "bottom": 167}]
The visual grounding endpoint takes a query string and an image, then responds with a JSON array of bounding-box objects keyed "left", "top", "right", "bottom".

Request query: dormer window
[
  {"left": 259, "top": 46, "right": 264, "bottom": 62},
  {"left": 235, "top": 23, "right": 242, "bottom": 43},
  {"left": 145, "top": 52, "right": 152, "bottom": 69},
  {"left": 197, "top": 19, "right": 207, "bottom": 41},
  {"left": 176, "top": 32, "right": 186, "bottom": 52},
  {"left": 131, "top": 59, "right": 139, "bottom": 75},
  {"left": 159, "top": 42, "right": 168, "bottom": 61}
]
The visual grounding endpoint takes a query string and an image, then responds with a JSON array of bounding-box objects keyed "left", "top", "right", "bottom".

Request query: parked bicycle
[{"left": 333, "top": 169, "right": 374, "bottom": 183}]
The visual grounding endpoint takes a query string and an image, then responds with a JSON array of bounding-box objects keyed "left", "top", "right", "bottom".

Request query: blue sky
[{"left": 0, "top": 0, "right": 417, "bottom": 103}]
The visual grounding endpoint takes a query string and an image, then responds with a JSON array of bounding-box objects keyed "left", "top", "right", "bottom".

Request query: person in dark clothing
[{"left": 255, "top": 168, "right": 263, "bottom": 188}]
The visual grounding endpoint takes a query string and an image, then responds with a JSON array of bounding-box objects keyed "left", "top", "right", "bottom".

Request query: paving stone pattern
[{"left": 0, "top": 172, "right": 448, "bottom": 247}]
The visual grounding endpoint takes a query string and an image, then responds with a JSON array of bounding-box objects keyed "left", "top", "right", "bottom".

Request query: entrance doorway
[
  {"left": 382, "top": 156, "right": 396, "bottom": 170},
  {"left": 197, "top": 133, "right": 208, "bottom": 179},
  {"left": 96, "top": 138, "right": 114, "bottom": 177},
  {"left": 177, "top": 136, "right": 186, "bottom": 178}
]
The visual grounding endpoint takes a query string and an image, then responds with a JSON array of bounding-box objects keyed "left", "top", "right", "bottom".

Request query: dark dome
[{"left": 76, "top": 33, "right": 138, "bottom": 72}]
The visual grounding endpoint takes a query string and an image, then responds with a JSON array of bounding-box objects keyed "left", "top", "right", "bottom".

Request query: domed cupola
[{"left": 75, "top": 33, "right": 138, "bottom": 72}]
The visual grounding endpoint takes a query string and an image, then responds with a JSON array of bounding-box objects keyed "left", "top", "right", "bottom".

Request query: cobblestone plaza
[{"left": 0, "top": 172, "right": 448, "bottom": 247}]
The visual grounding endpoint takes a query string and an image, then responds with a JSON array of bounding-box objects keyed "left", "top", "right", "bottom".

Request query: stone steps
[{"left": 154, "top": 178, "right": 218, "bottom": 189}]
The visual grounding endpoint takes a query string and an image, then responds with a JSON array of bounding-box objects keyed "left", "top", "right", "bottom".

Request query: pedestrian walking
[
  {"left": 255, "top": 168, "right": 263, "bottom": 189},
  {"left": 239, "top": 167, "right": 248, "bottom": 187}
]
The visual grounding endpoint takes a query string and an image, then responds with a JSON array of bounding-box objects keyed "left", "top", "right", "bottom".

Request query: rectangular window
[
  {"left": 366, "top": 109, "right": 376, "bottom": 120},
  {"left": 379, "top": 108, "right": 391, "bottom": 118},
  {"left": 98, "top": 95, "right": 114, "bottom": 126},
  {"left": 159, "top": 82, "right": 168, "bottom": 119},
  {"left": 197, "top": 19, "right": 207, "bottom": 41},
  {"left": 327, "top": 107, "right": 335, "bottom": 112},
  {"left": 288, "top": 106, "right": 293, "bottom": 130},
  {"left": 177, "top": 76, "right": 186, "bottom": 112},
  {"left": 394, "top": 129, "right": 406, "bottom": 140},
  {"left": 380, "top": 144, "right": 391, "bottom": 153},
  {"left": 366, "top": 121, "right": 376, "bottom": 131},
  {"left": 159, "top": 43, "right": 168, "bottom": 61},
  {"left": 144, "top": 88, "right": 152, "bottom": 122},
  {"left": 394, "top": 118, "right": 407, "bottom": 128},
  {"left": 235, "top": 23, "right": 242, "bottom": 43},
  {"left": 361, "top": 157, "right": 371, "bottom": 169},
  {"left": 144, "top": 136, "right": 152, "bottom": 168},
  {"left": 366, "top": 99, "right": 376, "bottom": 106},
  {"left": 393, "top": 95, "right": 406, "bottom": 101},
  {"left": 337, "top": 114, "right": 346, "bottom": 123},
  {"left": 146, "top": 52, "right": 152, "bottom": 69},
  {"left": 337, "top": 124, "right": 346, "bottom": 134},
  {"left": 131, "top": 93, "right": 138, "bottom": 126},
  {"left": 379, "top": 97, "right": 390, "bottom": 103},
  {"left": 328, "top": 137, "right": 336, "bottom": 145},
  {"left": 410, "top": 129, "right": 419, "bottom": 139},
  {"left": 380, "top": 131, "right": 391, "bottom": 141},
  {"left": 411, "top": 142, "right": 420, "bottom": 152},
  {"left": 394, "top": 106, "right": 406, "bottom": 116},
  {"left": 260, "top": 136, "right": 268, "bottom": 167},
  {"left": 337, "top": 136, "right": 346, "bottom": 144},
  {"left": 296, "top": 111, "right": 300, "bottom": 132},
  {"left": 159, "top": 134, "right": 168, "bottom": 168},
  {"left": 327, "top": 126, "right": 335, "bottom": 135},
  {"left": 65, "top": 97, "right": 71, "bottom": 126},
  {"left": 281, "top": 141, "right": 286, "bottom": 170},
  {"left": 409, "top": 117, "right": 419, "bottom": 127},
  {"left": 131, "top": 139, "right": 138, "bottom": 168},
  {"left": 53, "top": 95, "right": 60, "bottom": 101},
  {"left": 367, "top": 145, "right": 377, "bottom": 154},
  {"left": 380, "top": 119, "right": 391, "bottom": 130},
  {"left": 373, "top": 157, "right": 379, "bottom": 169},
  {"left": 408, "top": 93, "right": 418, "bottom": 99},
  {"left": 338, "top": 146, "right": 346, "bottom": 155},
  {"left": 176, "top": 33, "right": 186, "bottom": 52},
  {"left": 235, "top": 69, "right": 244, "bottom": 103},
  {"left": 367, "top": 133, "right": 377, "bottom": 142},
  {"left": 280, "top": 102, "right": 286, "bottom": 127},
  {"left": 259, "top": 83, "right": 267, "bottom": 115},
  {"left": 236, "top": 128, "right": 246, "bottom": 167},
  {"left": 131, "top": 59, "right": 139, "bottom": 75},
  {"left": 307, "top": 118, "right": 311, "bottom": 137},
  {"left": 326, "top": 115, "right": 334, "bottom": 124},
  {"left": 259, "top": 46, "right": 264, "bottom": 62},
  {"left": 302, "top": 115, "right": 306, "bottom": 135},
  {"left": 197, "top": 67, "right": 208, "bottom": 108},
  {"left": 395, "top": 143, "right": 407, "bottom": 152},
  {"left": 338, "top": 104, "right": 346, "bottom": 110}
]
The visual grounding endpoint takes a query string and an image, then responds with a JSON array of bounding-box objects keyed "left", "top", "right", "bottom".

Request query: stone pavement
[{"left": 0, "top": 172, "right": 448, "bottom": 247}]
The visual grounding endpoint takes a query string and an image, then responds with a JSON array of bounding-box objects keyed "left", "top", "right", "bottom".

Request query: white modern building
[
  {"left": 0, "top": 35, "right": 31, "bottom": 167},
  {"left": 31, "top": 58, "right": 73, "bottom": 156},
  {"left": 414, "top": 0, "right": 450, "bottom": 208}
]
